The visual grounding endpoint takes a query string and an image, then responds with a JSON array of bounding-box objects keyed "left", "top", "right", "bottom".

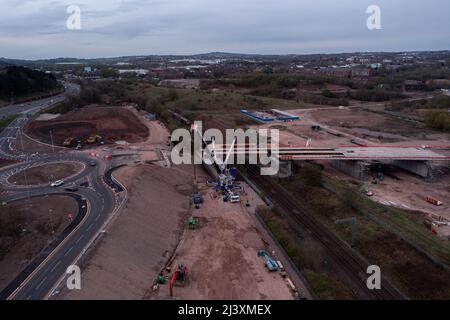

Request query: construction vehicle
[
  {"left": 63, "top": 137, "right": 76, "bottom": 147},
  {"left": 193, "top": 192, "right": 202, "bottom": 209},
  {"left": 377, "top": 172, "right": 385, "bottom": 181},
  {"left": 427, "top": 196, "right": 443, "bottom": 206},
  {"left": 360, "top": 184, "right": 373, "bottom": 197},
  {"left": 169, "top": 264, "right": 188, "bottom": 297},
  {"left": 257, "top": 250, "right": 278, "bottom": 271},
  {"left": 157, "top": 272, "right": 166, "bottom": 284},
  {"left": 188, "top": 217, "right": 199, "bottom": 229},
  {"left": 85, "top": 134, "right": 102, "bottom": 144},
  {"left": 228, "top": 192, "right": 240, "bottom": 203}
]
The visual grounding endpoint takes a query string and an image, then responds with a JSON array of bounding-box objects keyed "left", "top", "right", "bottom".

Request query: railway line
[{"left": 243, "top": 164, "right": 406, "bottom": 300}]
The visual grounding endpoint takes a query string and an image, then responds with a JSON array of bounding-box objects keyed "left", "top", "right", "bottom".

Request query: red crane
[{"left": 169, "top": 264, "right": 188, "bottom": 297}]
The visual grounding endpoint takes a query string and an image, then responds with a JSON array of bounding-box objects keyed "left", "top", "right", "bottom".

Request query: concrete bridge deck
[{"left": 210, "top": 146, "right": 450, "bottom": 161}]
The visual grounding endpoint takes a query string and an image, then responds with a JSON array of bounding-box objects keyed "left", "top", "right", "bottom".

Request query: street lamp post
[{"left": 49, "top": 130, "right": 55, "bottom": 153}]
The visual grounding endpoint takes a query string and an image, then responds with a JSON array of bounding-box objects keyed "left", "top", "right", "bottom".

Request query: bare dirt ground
[
  {"left": 150, "top": 181, "right": 303, "bottom": 300},
  {"left": 8, "top": 162, "right": 83, "bottom": 185},
  {"left": 298, "top": 108, "right": 450, "bottom": 145},
  {"left": 255, "top": 107, "right": 450, "bottom": 225},
  {"left": 26, "top": 106, "right": 149, "bottom": 145},
  {"left": 15, "top": 131, "right": 59, "bottom": 154},
  {"left": 0, "top": 195, "right": 77, "bottom": 291},
  {"left": 82, "top": 109, "right": 171, "bottom": 166},
  {"left": 61, "top": 164, "right": 195, "bottom": 300},
  {"left": 323, "top": 163, "right": 450, "bottom": 217},
  {"left": 60, "top": 105, "right": 303, "bottom": 300}
]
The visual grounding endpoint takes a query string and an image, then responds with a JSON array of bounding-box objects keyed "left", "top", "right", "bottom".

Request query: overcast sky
[{"left": 0, "top": 0, "right": 449, "bottom": 59}]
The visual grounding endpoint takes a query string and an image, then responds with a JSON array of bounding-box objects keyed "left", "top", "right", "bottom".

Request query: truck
[
  {"left": 229, "top": 193, "right": 240, "bottom": 203},
  {"left": 193, "top": 192, "right": 202, "bottom": 208},
  {"left": 258, "top": 250, "right": 278, "bottom": 271},
  {"left": 427, "top": 197, "right": 443, "bottom": 206}
]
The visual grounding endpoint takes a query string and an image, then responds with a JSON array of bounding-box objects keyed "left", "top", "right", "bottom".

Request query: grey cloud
[{"left": 0, "top": 0, "right": 448, "bottom": 59}]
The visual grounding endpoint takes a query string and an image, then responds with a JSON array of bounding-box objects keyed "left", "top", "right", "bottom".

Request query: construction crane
[
  {"left": 169, "top": 264, "right": 188, "bottom": 297},
  {"left": 191, "top": 124, "right": 240, "bottom": 201},
  {"left": 210, "top": 136, "right": 237, "bottom": 191}
]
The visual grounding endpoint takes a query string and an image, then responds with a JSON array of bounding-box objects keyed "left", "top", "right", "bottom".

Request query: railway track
[{"left": 243, "top": 165, "right": 405, "bottom": 300}]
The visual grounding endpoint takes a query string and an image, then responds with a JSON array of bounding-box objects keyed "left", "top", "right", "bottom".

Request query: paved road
[
  {"left": 0, "top": 82, "right": 79, "bottom": 120},
  {"left": 0, "top": 85, "right": 117, "bottom": 300}
]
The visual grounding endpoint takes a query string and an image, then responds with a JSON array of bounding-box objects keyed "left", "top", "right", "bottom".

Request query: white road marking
[
  {"left": 86, "top": 223, "right": 94, "bottom": 232},
  {"left": 75, "top": 234, "right": 85, "bottom": 244},
  {"left": 35, "top": 276, "right": 48, "bottom": 290},
  {"left": 63, "top": 246, "right": 73, "bottom": 257},
  {"left": 50, "top": 260, "right": 62, "bottom": 273}
]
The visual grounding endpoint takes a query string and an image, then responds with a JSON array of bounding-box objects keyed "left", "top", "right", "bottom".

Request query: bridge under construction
[
  {"left": 207, "top": 144, "right": 450, "bottom": 179},
  {"left": 209, "top": 145, "right": 450, "bottom": 161}
]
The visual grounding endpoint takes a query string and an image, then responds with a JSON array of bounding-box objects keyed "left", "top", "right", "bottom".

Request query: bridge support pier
[
  {"left": 331, "top": 160, "right": 370, "bottom": 180},
  {"left": 393, "top": 160, "right": 434, "bottom": 179},
  {"left": 273, "top": 160, "right": 293, "bottom": 179}
]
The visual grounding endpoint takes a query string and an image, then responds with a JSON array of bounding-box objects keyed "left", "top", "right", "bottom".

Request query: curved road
[{"left": 0, "top": 86, "right": 118, "bottom": 300}]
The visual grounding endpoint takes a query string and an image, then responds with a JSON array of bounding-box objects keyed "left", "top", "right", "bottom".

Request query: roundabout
[{"left": 0, "top": 97, "right": 119, "bottom": 300}]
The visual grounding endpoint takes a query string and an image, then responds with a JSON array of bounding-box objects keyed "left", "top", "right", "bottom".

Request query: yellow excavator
[{"left": 85, "top": 134, "right": 102, "bottom": 144}]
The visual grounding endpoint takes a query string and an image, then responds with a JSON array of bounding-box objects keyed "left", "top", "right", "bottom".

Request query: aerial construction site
[
  {"left": 1, "top": 2, "right": 450, "bottom": 308},
  {"left": 1, "top": 76, "right": 450, "bottom": 301}
]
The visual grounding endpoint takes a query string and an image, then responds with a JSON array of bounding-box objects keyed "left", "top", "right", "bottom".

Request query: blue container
[{"left": 230, "top": 167, "right": 238, "bottom": 179}]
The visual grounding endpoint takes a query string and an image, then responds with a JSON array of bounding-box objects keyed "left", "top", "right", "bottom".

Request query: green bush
[
  {"left": 322, "top": 90, "right": 335, "bottom": 99},
  {"left": 298, "top": 165, "right": 323, "bottom": 187},
  {"left": 425, "top": 110, "right": 450, "bottom": 131}
]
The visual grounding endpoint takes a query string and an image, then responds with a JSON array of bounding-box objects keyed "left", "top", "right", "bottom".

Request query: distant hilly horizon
[{"left": 1, "top": 50, "right": 449, "bottom": 65}]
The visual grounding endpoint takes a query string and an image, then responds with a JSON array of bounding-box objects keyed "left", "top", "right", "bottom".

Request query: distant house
[
  {"left": 150, "top": 68, "right": 184, "bottom": 79},
  {"left": 316, "top": 67, "right": 352, "bottom": 79},
  {"left": 351, "top": 67, "right": 372, "bottom": 79},
  {"left": 84, "top": 66, "right": 93, "bottom": 73},
  {"left": 369, "top": 63, "right": 382, "bottom": 69},
  {"left": 427, "top": 79, "right": 450, "bottom": 89},
  {"left": 118, "top": 69, "right": 149, "bottom": 76},
  {"left": 386, "top": 65, "right": 402, "bottom": 73}
]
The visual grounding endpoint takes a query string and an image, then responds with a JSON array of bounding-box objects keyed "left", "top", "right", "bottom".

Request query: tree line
[{"left": 0, "top": 66, "right": 60, "bottom": 101}]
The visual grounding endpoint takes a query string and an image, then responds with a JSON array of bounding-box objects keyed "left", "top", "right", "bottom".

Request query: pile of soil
[{"left": 26, "top": 106, "right": 149, "bottom": 145}]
